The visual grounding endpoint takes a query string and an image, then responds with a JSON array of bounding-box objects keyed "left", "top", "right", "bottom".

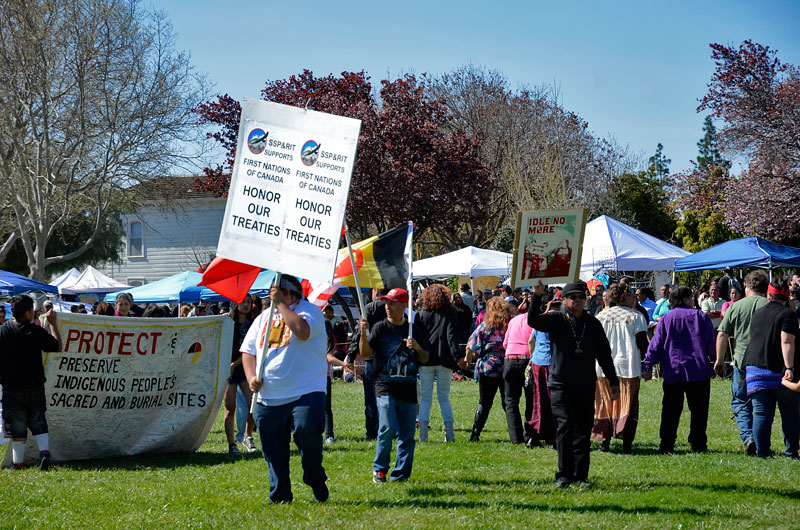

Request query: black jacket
[
  {"left": 346, "top": 299, "right": 387, "bottom": 362},
  {"left": 416, "top": 308, "right": 460, "bottom": 371},
  {"left": 527, "top": 294, "right": 619, "bottom": 389}
]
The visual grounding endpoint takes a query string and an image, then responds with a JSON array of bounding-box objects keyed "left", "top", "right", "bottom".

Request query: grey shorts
[{"left": 2, "top": 388, "right": 48, "bottom": 438}]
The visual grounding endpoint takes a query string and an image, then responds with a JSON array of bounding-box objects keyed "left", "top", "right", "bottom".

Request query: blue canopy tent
[
  {"left": 104, "top": 269, "right": 279, "bottom": 304},
  {"left": 0, "top": 269, "right": 59, "bottom": 297},
  {"left": 674, "top": 237, "right": 800, "bottom": 276},
  {"left": 104, "top": 271, "right": 206, "bottom": 304}
]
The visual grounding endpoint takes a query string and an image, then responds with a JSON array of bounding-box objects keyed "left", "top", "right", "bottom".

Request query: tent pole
[{"left": 470, "top": 277, "right": 474, "bottom": 296}]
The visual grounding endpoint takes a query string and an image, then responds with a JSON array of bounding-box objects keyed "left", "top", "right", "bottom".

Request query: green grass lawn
[{"left": 1, "top": 378, "right": 798, "bottom": 529}]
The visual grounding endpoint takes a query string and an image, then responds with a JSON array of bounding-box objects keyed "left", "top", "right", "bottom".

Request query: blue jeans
[
  {"left": 418, "top": 365, "right": 453, "bottom": 424},
  {"left": 253, "top": 392, "right": 327, "bottom": 503},
  {"left": 235, "top": 387, "right": 247, "bottom": 443},
  {"left": 374, "top": 394, "right": 417, "bottom": 481},
  {"left": 731, "top": 365, "right": 753, "bottom": 446},
  {"left": 751, "top": 388, "right": 800, "bottom": 458},
  {"left": 363, "top": 361, "right": 379, "bottom": 439}
]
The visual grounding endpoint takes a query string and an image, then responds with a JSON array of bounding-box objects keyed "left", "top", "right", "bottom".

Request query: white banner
[
  {"left": 217, "top": 98, "right": 361, "bottom": 283},
  {"left": 3, "top": 314, "right": 233, "bottom": 462}
]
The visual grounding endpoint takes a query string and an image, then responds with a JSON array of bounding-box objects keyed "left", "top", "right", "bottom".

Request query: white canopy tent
[
  {"left": 413, "top": 246, "right": 513, "bottom": 280},
  {"left": 579, "top": 215, "right": 689, "bottom": 280},
  {"left": 50, "top": 267, "right": 82, "bottom": 294},
  {"left": 60, "top": 265, "right": 130, "bottom": 294}
]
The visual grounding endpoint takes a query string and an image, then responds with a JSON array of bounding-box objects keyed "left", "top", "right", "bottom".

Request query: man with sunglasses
[{"left": 528, "top": 281, "right": 619, "bottom": 489}]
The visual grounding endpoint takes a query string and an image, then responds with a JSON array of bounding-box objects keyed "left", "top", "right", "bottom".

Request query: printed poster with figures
[
  {"left": 510, "top": 208, "right": 588, "bottom": 287},
  {"left": 2, "top": 313, "right": 232, "bottom": 464},
  {"left": 216, "top": 97, "right": 361, "bottom": 283}
]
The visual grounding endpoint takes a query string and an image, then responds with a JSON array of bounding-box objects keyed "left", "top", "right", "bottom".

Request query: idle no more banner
[
  {"left": 217, "top": 98, "right": 361, "bottom": 282},
  {"left": 3, "top": 313, "right": 232, "bottom": 463},
  {"left": 510, "top": 208, "right": 588, "bottom": 287}
]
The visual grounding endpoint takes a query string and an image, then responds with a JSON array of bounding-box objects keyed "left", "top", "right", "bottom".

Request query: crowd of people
[{"left": 2, "top": 269, "right": 798, "bottom": 501}]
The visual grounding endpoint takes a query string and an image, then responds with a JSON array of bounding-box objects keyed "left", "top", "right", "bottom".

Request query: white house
[{"left": 96, "top": 177, "right": 226, "bottom": 286}]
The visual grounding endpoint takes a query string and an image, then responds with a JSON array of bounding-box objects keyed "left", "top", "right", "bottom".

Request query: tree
[
  {"left": 611, "top": 172, "right": 675, "bottom": 241},
  {"left": 195, "top": 70, "right": 490, "bottom": 244},
  {"left": 647, "top": 143, "right": 671, "bottom": 182},
  {"left": 428, "top": 65, "right": 636, "bottom": 249},
  {"left": 0, "top": 0, "right": 206, "bottom": 279},
  {"left": 698, "top": 40, "right": 800, "bottom": 241},
  {"left": 671, "top": 164, "right": 738, "bottom": 251},
  {"left": 696, "top": 116, "right": 730, "bottom": 170}
]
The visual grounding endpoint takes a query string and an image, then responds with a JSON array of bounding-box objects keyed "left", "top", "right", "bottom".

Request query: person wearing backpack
[{"left": 359, "top": 288, "right": 430, "bottom": 483}]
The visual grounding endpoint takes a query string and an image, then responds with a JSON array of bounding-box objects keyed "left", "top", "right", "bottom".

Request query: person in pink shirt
[{"left": 503, "top": 312, "right": 534, "bottom": 444}]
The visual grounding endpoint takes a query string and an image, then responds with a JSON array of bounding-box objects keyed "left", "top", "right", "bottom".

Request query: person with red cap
[
  {"left": 359, "top": 288, "right": 430, "bottom": 483},
  {"left": 528, "top": 281, "right": 619, "bottom": 489}
]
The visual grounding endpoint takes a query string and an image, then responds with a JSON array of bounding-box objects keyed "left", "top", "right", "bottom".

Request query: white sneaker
[
  {"left": 325, "top": 436, "right": 336, "bottom": 445},
  {"left": 242, "top": 436, "right": 259, "bottom": 453}
]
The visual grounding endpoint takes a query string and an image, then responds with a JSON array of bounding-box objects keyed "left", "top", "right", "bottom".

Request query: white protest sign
[
  {"left": 217, "top": 98, "right": 361, "bottom": 282},
  {"left": 2, "top": 314, "right": 232, "bottom": 463}
]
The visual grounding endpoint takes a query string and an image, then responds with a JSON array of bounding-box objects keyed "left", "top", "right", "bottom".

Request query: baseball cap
[{"left": 380, "top": 288, "right": 409, "bottom": 304}]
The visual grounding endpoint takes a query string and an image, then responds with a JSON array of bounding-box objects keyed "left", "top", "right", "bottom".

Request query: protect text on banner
[
  {"left": 216, "top": 98, "right": 361, "bottom": 283},
  {"left": 29, "top": 313, "right": 232, "bottom": 462}
]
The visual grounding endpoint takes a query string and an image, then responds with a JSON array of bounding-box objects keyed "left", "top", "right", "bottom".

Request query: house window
[
  {"left": 128, "top": 221, "right": 143, "bottom": 257},
  {"left": 127, "top": 278, "right": 144, "bottom": 287}
]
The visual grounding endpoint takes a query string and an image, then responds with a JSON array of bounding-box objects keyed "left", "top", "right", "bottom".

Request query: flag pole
[
  {"left": 406, "top": 221, "right": 414, "bottom": 341},
  {"left": 343, "top": 223, "right": 368, "bottom": 320},
  {"left": 250, "top": 272, "right": 281, "bottom": 414}
]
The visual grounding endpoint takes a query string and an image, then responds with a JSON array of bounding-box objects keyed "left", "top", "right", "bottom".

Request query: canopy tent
[
  {"left": 60, "top": 266, "right": 130, "bottom": 295},
  {"left": 104, "top": 271, "right": 206, "bottom": 304},
  {"left": 0, "top": 269, "right": 59, "bottom": 296},
  {"left": 674, "top": 237, "right": 800, "bottom": 272},
  {"left": 580, "top": 216, "right": 690, "bottom": 279},
  {"left": 413, "top": 246, "right": 513, "bottom": 279},
  {"left": 50, "top": 268, "right": 82, "bottom": 293}
]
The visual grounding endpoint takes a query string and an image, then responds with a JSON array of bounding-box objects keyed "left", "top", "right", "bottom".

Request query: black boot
[{"left": 470, "top": 408, "right": 486, "bottom": 442}]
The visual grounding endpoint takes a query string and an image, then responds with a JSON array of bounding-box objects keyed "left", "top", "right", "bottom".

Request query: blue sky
[{"left": 160, "top": 0, "right": 800, "bottom": 175}]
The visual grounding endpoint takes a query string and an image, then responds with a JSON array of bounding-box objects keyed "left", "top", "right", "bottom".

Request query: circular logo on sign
[
  {"left": 247, "top": 128, "right": 268, "bottom": 155},
  {"left": 300, "top": 140, "right": 320, "bottom": 166}
]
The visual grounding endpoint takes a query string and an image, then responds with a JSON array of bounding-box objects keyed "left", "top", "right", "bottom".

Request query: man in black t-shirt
[
  {"left": 742, "top": 279, "right": 799, "bottom": 458},
  {"left": 0, "top": 295, "right": 62, "bottom": 470},
  {"left": 359, "top": 288, "right": 429, "bottom": 483}
]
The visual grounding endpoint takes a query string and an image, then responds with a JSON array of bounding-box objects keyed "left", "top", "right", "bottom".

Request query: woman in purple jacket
[{"left": 643, "top": 285, "right": 717, "bottom": 454}]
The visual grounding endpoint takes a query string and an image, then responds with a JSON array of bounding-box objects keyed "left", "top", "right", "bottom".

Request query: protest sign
[
  {"left": 2, "top": 313, "right": 232, "bottom": 463},
  {"left": 510, "top": 208, "right": 588, "bottom": 287},
  {"left": 216, "top": 98, "right": 362, "bottom": 283}
]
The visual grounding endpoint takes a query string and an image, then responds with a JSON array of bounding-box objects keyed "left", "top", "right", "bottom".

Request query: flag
[
  {"left": 306, "top": 223, "right": 413, "bottom": 307},
  {"left": 197, "top": 257, "right": 262, "bottom": 304}
]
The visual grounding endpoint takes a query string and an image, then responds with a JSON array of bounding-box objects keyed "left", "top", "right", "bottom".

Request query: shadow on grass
[
  {"left": 58, "top": 450, "right": 252, "bottom": 471},
  {"left": 359, "top": 496, "right": 713, "bottom": 517}
]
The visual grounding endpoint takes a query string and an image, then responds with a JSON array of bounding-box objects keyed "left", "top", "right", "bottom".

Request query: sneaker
[
  {"left": 373, "top": 470, "right": 387, "bottom": 483},
  {"left": 242, "top": 437, "right": 259, "bottom": 454},
  {"left": 324, "top": 436, "right": 336, "bottom": 446},
  {"left": 13, "top": 463, "right": 25, "bottom": 471},
  {"left": 312, "top": 482, "right": 329, "bottom": 502},
  {"left": 229, "top": 443, "right": 242, "bottom": 456},
  {"left": 555, "top": 477, "right": 570, "bottom": 489},
  {"left": 745, "top": 439, "right": 756, "bottom": 456},
  {"left": 38, "top": 451, "right": 51, "bottom": 471},
  {"left": 574, "top": 480, "right": 592, "bottom": 489}
]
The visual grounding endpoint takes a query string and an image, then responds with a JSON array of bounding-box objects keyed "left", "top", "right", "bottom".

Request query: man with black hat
[
  {"left": 242, "top": 274, "right": 329, "bottom": 504},
  {"left": 528, "top": 280, "right": 619, "bottom": 488}
]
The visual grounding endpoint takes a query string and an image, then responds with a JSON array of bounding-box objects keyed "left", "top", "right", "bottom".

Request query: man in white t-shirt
[{"left": 242, "top": 275, "right": 329, "bottom": 504}]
